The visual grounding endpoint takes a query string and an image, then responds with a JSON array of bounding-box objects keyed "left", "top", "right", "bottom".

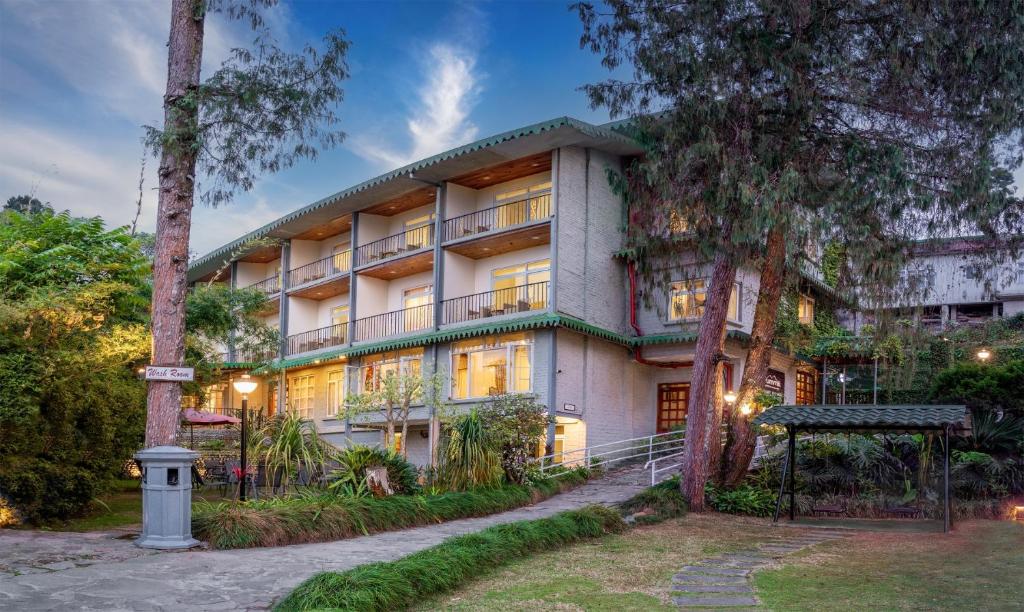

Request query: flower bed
[{"left": 192, "top": 468, "right": 589, "bottom": 549}]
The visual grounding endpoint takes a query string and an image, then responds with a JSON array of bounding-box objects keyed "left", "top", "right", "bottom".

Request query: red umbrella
[{"left": 180, "top": 409, "right": 241, "bottom": 449}]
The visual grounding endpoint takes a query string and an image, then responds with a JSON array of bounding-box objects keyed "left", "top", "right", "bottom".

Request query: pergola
[{"left": 753, "top": 404, "right": 968, "bottom": 533}]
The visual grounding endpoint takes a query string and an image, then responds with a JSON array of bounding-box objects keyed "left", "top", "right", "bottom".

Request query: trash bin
[{"left": 134, "top": 445, "right": 200, "bottom": 549}]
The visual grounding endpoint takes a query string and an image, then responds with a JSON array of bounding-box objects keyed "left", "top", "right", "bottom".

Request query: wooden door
[{"left": 657, "top": 383, "right": 690, "bottom": 433}]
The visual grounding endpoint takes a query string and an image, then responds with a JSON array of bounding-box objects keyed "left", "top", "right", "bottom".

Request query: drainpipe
[{"left": 627, "top": 261, "right": 692, "bottom": 368}]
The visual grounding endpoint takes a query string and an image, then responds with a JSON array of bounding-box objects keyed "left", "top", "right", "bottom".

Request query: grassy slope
[
  {"left": 755, "top": 520, "right": 1024, "bottom": 611},
  {"left": 415, "top": 514, "right": 776, "bottom": 611}
]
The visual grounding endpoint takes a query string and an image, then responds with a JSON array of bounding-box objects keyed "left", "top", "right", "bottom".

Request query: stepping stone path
[{"left": 670, "top": 528, "right": 850, "bottom": 609}]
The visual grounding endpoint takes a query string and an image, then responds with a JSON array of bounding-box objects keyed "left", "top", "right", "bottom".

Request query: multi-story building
[{"left": 186, "top": 117, "right": 843, "bottom": 466}]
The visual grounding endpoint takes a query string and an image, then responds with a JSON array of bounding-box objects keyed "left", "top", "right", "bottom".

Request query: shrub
[
  {"left": 439, "top": 409, "right": 503, "bottom": 491},
  {"left": 929, "top": 360, "right": 1024, "bottom": 416},
  {"left": 329, "top": 445, "right": 420, "bottom": 496},
  {"left": 619, "top": 476, "right": 688, "bottom": 524},
  {"left": 706, "top": 483, "right": 776, "bottom": 517},
  {"left": 193, "top": 469, "right": 590, "bottom": 549},
  {"left": 478, "top": 394, "right": 550, "bottom": 484},
  {"left": 274, "top": 505, "right": 625, "bottom": 611}
]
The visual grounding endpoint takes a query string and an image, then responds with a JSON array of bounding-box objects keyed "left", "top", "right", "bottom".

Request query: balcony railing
[
  {"left": 220, "top": 346, "right": 278, "bottom": 363},
  {"left": 442, "top": 281, "right": 549, "bottom": 325},
  {"left": 247, "top": 275, "right": 281, "bottom": 296},
  {"left": 354, "top": 225, "right": 435, "bottom": 267},
  {"left": 443, "top": 192, "right": 552, "bottom": 242},
  {"left": 353, "top": 304, "right": 434, "bottom": 342},
  {"left": 286, "top": 322, "right": 349, "bottom": 355},
  {"left": 288, "top": 250, "right": 351, "bottom": 288}
]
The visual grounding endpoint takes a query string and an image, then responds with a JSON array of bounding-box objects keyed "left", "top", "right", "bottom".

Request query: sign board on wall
[
  {"left": 562, "top": 403, "right": 578, "bottom": 413},
  {"left": 764, "top": 369, "right": 785, "bottom": 395},
  {"left": 145, "top": 366, "right": 195, "bottom": 382}
]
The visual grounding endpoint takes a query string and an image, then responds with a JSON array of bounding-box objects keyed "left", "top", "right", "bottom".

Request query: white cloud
[{"left": 352, "top": 43, "right": 481, "bottom": 168}]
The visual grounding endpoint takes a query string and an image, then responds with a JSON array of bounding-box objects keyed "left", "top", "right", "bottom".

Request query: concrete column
[
  {"left": 227, "top": 260, "right": 238, "bottom": 361},
  {"left": 549, "top": 148, "right": 560, "bottom": 314},
  {"left": 432, "top": 183, "right": 446, "bottom": 330},
  {"left": 348, "top": 213, "right": 359, "bottom": 346}
]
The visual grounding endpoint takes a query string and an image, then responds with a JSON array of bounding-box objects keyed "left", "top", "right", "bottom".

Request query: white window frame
[
  {"left": 667, "top": 279, "right": 741, "bottom": 323},
  {"left": 449, "top": 339, "right": 533, "bottom": 400},
  {"left": 490, "top": 258, "right": 551, "bottom": 291},
  {"left": 289, "top": 374, "right": 315, "bottom": 419},
  {"left": 326, "top": 369, "right": 345, "bottom": 416},
  {"left": 797, "top": 294, "right": 815, "bottom": 326},
  {"left": 358, "top": 353, "right": 423, "bottom": 393},
  {"left": 494, "top": 181, "right": 552, "bottom": 205}
]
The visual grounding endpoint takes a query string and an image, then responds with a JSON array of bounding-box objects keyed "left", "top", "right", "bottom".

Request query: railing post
[{"left": 648, "top": 435, "right": 653, "bottom": 463}]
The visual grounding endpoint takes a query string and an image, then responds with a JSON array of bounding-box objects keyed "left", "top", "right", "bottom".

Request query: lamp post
[
  {"left": 232, "top": 374, "right": 258, "bottom": 501},
  {"left": 977, "top": 348, "right": 992, "bottom": 362}
]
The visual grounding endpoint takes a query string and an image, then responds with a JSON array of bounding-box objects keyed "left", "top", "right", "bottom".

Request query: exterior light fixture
[
  {"left": 231, "top": 374, "right": 257, "bottom": 502},
  {"left": 740, "top": 404, "right": 752, "bottom": 416},
  {"left": 1013, "top": 505, "right": 1024, "bottom": 521},
  {"left": 977, "top": 348, "right": 992, "bottom": 362},
  {"left": 723, "top": 391, "right": 737, "bottom": 404}
]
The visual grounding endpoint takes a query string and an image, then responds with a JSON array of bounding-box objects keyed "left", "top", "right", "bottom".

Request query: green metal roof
[
  {"left": 753, "top": 404, "right": 967, "bottom": 430},
  {"left": 188, "top": 116, "right": 640, "bottom": 279}
]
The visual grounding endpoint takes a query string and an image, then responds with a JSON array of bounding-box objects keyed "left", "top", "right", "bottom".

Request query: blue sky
[{"left": 0, "top": 0, "right": 620, "bottom": 256}]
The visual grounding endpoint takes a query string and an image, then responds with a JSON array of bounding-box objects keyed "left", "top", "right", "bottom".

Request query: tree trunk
[
  {"left": 385, "top": 405, "right": 395, "bottom": 451},
  {"left": 721, "top": 226, "right": 787, "bottom": 487},
  {"left": 400, "top": 417, "right": 409, "bottom": 460},
  {"left": 679, "top": 252, "right": 737, "bottom": 511},
  {"left": 145, "top": 0, "right": 205, "bottom": 447}
]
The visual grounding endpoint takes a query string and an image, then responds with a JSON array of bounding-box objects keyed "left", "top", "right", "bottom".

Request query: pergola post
[
  {"left": 943, "top": 425, "right": 951, "bottom": 533},
  {"left": 788, "top": 426, "right": 797, "bottom": 521}
]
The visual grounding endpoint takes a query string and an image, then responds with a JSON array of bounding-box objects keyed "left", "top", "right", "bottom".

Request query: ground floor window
[
  {"left": 450, "top": 333, "right": 532, "bottom": 399},
  {"left": 327, "top": 369, "right": 345, "bottom": 415},
  {"left": 657, "top": 382, "right": 690, "bottom": 433},
  {"left": 796, "top": 370, "right": 816, "bottom": 405},
  {"left": 289, "top": 374, "right": 315, "bottom": 418},
  {"left": 359, "top": 349, "right": 423, "bottom": 392}
]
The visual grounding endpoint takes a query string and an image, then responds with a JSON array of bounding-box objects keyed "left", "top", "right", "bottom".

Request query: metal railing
[
  {"left": 247, "top": 275, "right": 281, "bottom": 296},
  {"left": 354, "top": 225, "right": 434, "bottom": 267},
  {"left": 286, "top": 322, "right": 348, "bottom": 355},
  {"left": 352, "top": 304, "right": 433, "bottom": 342},
  {"left": 534, "top": 431, "right": 686, "bottom": 477},
  {"left": 219, "top": 346, "right": 278, "bottom": 363},
  {"left": 443, "top": 192, "right": 552, "bottom": 241},
  {"left": 642, "top": 426, "right": 739, "bottom": 485},
  {"left": 288, "top": 250, "right": 351, "bottom": 288},
  {"left": 441, "top": 281, "right": 549, "bottom": 324}
]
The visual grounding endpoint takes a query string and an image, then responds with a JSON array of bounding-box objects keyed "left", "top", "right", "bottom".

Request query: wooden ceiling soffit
[
  {"left": 448, "top": 151, "right": 552, "bottom": 190},
  {"left": 362, "top": 188, "right": 437, "bottom": 216},
  {"left": 291, "top": 214, "right": 352, "bottom": 241}
]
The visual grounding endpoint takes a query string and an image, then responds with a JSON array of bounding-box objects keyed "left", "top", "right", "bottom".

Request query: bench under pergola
[{"left": 753, "top": 404, "right": 968, "bottom": 533}]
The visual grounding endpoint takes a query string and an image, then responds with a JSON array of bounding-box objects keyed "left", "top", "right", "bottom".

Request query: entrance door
[{"left": 657, "top": 383, "right": 690, "bottom": 433}]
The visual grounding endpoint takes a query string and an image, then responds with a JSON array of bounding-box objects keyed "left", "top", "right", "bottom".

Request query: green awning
[{"left": 753, "top": 404, "right": 967, "bottom": 431}]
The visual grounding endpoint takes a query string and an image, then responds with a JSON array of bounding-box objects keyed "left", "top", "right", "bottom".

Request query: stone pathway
[
  {"left": 0, "top": 466, "right": 647, "bottom": 611},
  {"left": 671, "top": 528, "right": 851, "bottom": 609}
]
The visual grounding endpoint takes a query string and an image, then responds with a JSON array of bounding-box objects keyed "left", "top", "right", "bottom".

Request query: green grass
[
  {"left": 754, "top": 520, "right": 1024, "bottom": 611},
  {"left": 193, "top": 469, "right": 590, "bottom": 549},
  {"left": 274, "top": 505, "right": 627, "bottom": 612}
]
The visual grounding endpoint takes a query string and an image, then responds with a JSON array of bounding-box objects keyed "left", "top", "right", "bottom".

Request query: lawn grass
[
  {"left": 754, "top": 520, "right": 1024, "bottom": 611},
  {"left": 414, "top": 513, "right": 777, "bottom": 610}
]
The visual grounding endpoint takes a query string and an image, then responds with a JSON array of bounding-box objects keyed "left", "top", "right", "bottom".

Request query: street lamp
[
  {"left": 232, "top": 374, "right": 258, "bottom": 502},
  {"left": 723, "top": 391, "right": 738, "bottom": 404},
  {"left": 977, "top": 348, "right": 992, "bottom": 362},
  {"left": 739, "top": 404, "right": 753, "bottom": 416}
]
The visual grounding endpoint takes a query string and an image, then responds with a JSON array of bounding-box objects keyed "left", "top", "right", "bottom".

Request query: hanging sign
[
  {"left": 764, "top": 369, "right": 785, "bottom": 395},
  {"left": 145, "top": 366, "right": 195, "bottom": 382}
]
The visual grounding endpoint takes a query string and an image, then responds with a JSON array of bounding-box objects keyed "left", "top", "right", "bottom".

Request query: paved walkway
[
  {"left": 0, "top": 467, "right": 646, "bottom": 611},
  {"left": 670, "top": 527, "right": 851, "bottom": 609}
]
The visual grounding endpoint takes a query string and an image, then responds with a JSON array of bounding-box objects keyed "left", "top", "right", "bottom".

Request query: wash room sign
[{"left": 145, "top": 366, "right": 195, "bottom": 382}]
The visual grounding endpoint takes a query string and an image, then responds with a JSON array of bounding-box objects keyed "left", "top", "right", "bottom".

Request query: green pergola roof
[{"left": 753, "top": 404, "right": 967, "bottom": 431}]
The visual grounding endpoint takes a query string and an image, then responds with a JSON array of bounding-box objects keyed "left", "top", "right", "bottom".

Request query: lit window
[
  {"left": 494, "top": 182, "right": 552, "bottom": 227},
  {"left": 402, "top": 285, "right": 433, "bottom": 331},
  {"left": 330, "top": 305, "right": 349, "bottom": 340},
  {"left": 332, "top": 242, "right": 351, "bottom": 272},
  {"left": 450, "top": 335, "right": 533, "bottom": 400},
  {"left": 403, "top": 214, "right": 434, "bottom": 249},
  {"left": 289, "top": 374, "right": 315, "bottom": 419},
  {"left": 492, "top": 259, "right": 550, "bottom": 309},
  {"left": 669, "top": 280, "right": 740, "bottom": 321},
  {"left": 326, "top": 370, "right": 345, "bottom": 416},
  {"left": 359, "top": 351, "right": 423, "bottom": 392},
  {"left": 798, "top": 294, "right": 815, "bottom": 325}
]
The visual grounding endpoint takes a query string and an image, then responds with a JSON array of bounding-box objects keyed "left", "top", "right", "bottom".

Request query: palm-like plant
[
  {"left": 258, "top": 412, "right": 334, "bottom": 490},
  {"left": 440, "top": 409, "right": 503, "bottom": 491}
]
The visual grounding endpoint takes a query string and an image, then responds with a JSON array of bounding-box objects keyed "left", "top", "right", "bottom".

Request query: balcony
[
  {"left": 247, "top": 275, "right": 281, "bottom": 297},
  {"left": 287, "top": 251, "right": 351, "bottom": 299},
  {"left": 286, "top": 322, "right": 349, "bottom": 355},
  {"left": 220, "top": 346, "right": 278, "bottom": 364},
  {"left": 355, "top": 226, "right": 435, "bottom": 269},
  {"left": 442, "top": 281, "right": 549, "bottom": 325},
  {"left": 443, "top": 193, "right": 552, "bottom": 258},
  {"left": 352, "top": 304, "right": 434, "bottom": 342}
]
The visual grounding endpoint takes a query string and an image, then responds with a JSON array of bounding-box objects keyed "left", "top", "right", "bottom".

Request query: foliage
[
  {"left": 928, "top": 359, "right": 1024, "bottom": 416},
  {"left": 4, "top": 194, "right": 52, "bottom": 215},
  {"left": 274, "top": 504, "right": 625, "bottom": 612},
  {"left": 477, "top": 394, "right": 550, "bottom": 484},
  {"left": 192, "top": 470, "right": 590, "bottom": 550},
  {"left": 345, "top": 369, "right": 448, "bottom": 459},
  {"left": 328, "top": 444, "right": 419, "bottom": 496},
  {"left": 440, "top": 409, "right": 504, "bottom": 491},
  {"left": 619, "top": 476, "right": 688, "bottom": 524},
  {"left": 256, "top": 412, "right": 334, "bottom": 490},
  {"left": 705, "top": 482, "right": 775, "bottom": 518}
]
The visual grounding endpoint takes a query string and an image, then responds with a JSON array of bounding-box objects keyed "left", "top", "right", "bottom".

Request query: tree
[
  {"left": 477, "top": 394, "right": 550, "bottom": 484},
  {"left": 4, "top": 195, "right": 51, "bottom": 215},
  {"left": 144, "top": 0, "right": 349, "bottom": 446},
  {"left": 578, "top": 1, "right": 1024, "bottom": 505},
  {"left": 346, "top": 369, "right": 448, "bottom": 460}
]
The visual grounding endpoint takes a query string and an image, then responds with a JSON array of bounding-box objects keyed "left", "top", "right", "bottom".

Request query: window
[
  {"left": 492, "top": 259, "right": 550, "bottom": 309},
  {"left": 494, "top": 181, "right": 552, "bottom": 227},
  {"left": 289, "top": 374, "right": 315, "bottom": 419},
  {"left": 331, "top": 305, "right": 349, "bottom": 326},
  {"left": 796, "top": 371, "right": 815, "bottom": 406},
  {"left": 798, "top": 294, "right": 815, "bottom": 325},
  {"left": 403, "top": 285, "right": 433, "bottom": 331},
  {"left": 669, "top": 279, "right": 740, "bottom": 321},
  {"left": 403, "top": 213, "right": 434, "bottom": 249},
  {"left": 359, "top": 350, "right": 423, "bottom": 392},
  {"left": 332, "top": 242, "right": 351, "bottom": 272},
  {"left": 451, "top": 335, "right": 533, "bottom": 400},
  {"left": 326, "top": 370, "right": 345, "bottom": 416}
]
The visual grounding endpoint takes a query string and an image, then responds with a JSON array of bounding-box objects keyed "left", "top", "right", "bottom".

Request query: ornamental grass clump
[
  {"left": 619, "top": 475, "right": 688, "bottom": 524},
  {"left": 274, "top": 505, "right": 625, "bottom": 611},
  {"left": 192, "top": 468, "right": 590, "bottom": 549}
]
